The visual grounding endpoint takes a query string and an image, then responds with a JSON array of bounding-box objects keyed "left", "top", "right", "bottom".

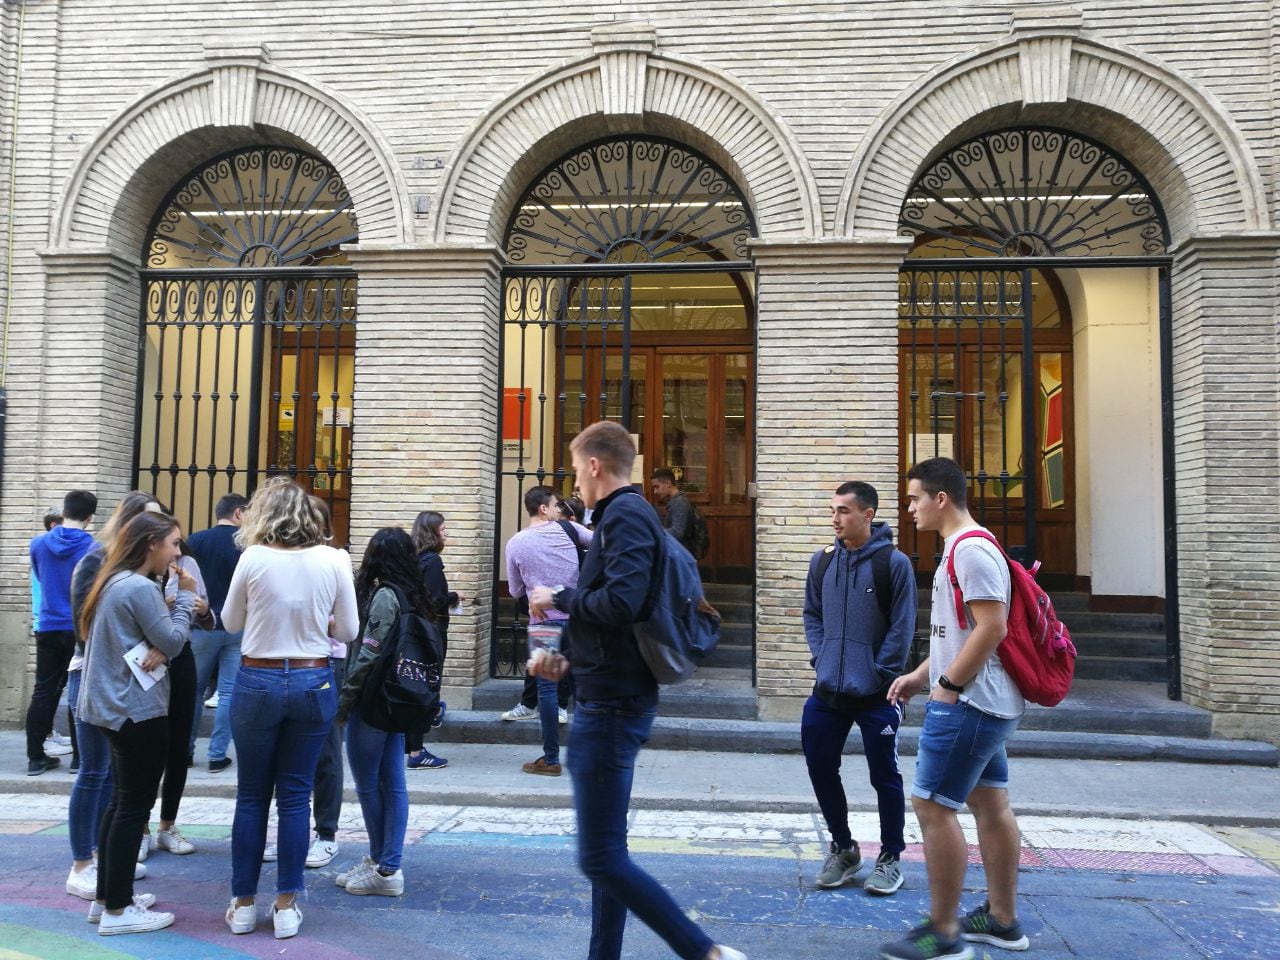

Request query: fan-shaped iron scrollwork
[
  {"left": 504, "top": 136, "right": 755, "bottom": 264},
  {"left": 900, "top": 127, "right": 1169, "bottom": 258},
  {"left": 146, "top": 147, "right": 358, "bottom": 268}
]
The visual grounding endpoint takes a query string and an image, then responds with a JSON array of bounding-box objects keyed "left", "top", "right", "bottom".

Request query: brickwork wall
[{"left": 0, "top": 1, "right": 1274, "bottom": 733}]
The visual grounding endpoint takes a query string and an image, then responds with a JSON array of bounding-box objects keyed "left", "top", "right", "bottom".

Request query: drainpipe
[{"left": 0, "top": 0, "right": 30, "bottom": 499}]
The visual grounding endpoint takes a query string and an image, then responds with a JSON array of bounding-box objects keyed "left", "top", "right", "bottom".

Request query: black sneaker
[
  {"left": 209, "top": 757, "right": 233, "bottom": 773},
  {"left": 27, "top": 756, "right": 61, "bottom": 776},
  {"left": 880, "top": 921, "right": 973, "bottom": 960},
  {"left": 960, "top": 902, "right": 1030, "bottom": 951}
]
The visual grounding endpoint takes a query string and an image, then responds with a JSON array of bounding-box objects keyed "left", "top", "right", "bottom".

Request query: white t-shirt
[
  {"left": 929, "top": 527, "right": 1024, "bottom": 719},
  {"left": 221, "top": 544, "right": 359, "bottom": 659}
]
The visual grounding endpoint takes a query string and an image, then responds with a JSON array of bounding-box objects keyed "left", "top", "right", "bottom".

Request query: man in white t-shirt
[{"left": 882, "top": 457, "right": 1029, "bottom": 960}]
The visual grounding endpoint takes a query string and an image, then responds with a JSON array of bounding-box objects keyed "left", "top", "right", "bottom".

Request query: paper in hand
[{"left": 123, "top": 641, "right": 167, "bottom": 691}]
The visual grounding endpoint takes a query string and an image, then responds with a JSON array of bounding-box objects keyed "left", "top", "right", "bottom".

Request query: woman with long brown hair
[
  {"left": 405, "top": 510, "right": 455, "bottom": 769},
  {"left": 77, "top": 510, "right": 197, "bottom": 935},
  {"left": 221, "top": 479, "right": 358, "bottom": 940}
]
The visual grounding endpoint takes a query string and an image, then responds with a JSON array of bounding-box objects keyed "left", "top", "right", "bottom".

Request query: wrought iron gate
[
  {"left": 134, "top": 269, "right": 357, "bottom": 541},
  {"left": 898, "top": 263, "right": 1038, "bottom": 568},
  {"left": 490, "top": 269, "right": 633, "bottom": 677}
]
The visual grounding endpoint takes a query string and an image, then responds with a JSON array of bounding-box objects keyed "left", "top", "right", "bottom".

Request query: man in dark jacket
[
  {"left": 529, "top": 421, "right": 746, "bottom": 960},
  {"left": 26, "top": 489, "right": 97, "bottom": 775},
  {"left": 802, "top": 481, "right": 916, "bottom": 895}
]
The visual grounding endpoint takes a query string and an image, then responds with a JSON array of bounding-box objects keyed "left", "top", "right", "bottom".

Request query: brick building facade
[{"left": 0, "top": 2, "right": 1275, "bottom": 739}]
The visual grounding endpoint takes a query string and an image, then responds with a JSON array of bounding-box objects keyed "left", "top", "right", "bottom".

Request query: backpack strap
[
  {"left": 871, "top": 546, "right": 893, "bottom": 626},
  {"left": 945, "top": 529, "right": 1004, "bottom": 623},
  {"left": 814, "top": 544, "right": 836, "bottom": 590},
  {"left": 555, "top": 519, "right": 585, "bottom": 568}
]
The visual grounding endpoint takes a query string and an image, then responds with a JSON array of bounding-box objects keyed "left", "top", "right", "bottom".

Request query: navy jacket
[
  {"left": 186, "top": 524, "right": 241, "bottom": 627},
  {"left": 803, "top": 522, "right": 916, "bottom": 706},
  {"left": 552, "top": 486, "right": 658, "bottom": 701},
  {"left": 419, "top": 549, "right": 457, "bottom": 646}
]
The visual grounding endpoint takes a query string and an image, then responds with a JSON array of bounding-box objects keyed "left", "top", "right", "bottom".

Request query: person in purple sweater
[{"left": 505, "top": 485, "right": 591, "bottom": 776}]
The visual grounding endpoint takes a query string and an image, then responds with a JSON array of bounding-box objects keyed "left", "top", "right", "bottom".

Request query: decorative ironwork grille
[
  {"left": 146, "top": 146, "right": 357, "bottom": 269},
  {"left": 136, "top": 271, "right": 357, "bottom": 538},
  {"left": 491, "top": 271, "right": 632, "bottom": 677},
  {"left": 898, "top": 265, "right": 1037, "bottom": 566},
  {"left": 504, "top": 136, "right": 756, "bottom": 265},
  {"left": 900, "top": 127, "right": 1169, "bottom": 258}
]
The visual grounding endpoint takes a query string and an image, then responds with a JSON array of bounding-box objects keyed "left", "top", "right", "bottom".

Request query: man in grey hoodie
[{"left": 802, "top": 480, "right": 916, "bottom": 896}]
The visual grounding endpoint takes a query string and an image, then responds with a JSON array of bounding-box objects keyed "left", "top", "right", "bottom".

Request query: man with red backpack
[{"left": 883, "top": 457, "right": 1030, "bottom": 960}]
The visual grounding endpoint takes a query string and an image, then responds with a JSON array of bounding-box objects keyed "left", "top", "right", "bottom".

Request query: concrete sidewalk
[{"left": 6, "top": 730, "right": 1279, "bottom": 826}]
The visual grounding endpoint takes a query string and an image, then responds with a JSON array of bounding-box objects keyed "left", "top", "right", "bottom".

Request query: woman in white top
[{"left": 220, "top": 479, "right": 358, "bottom": 940}]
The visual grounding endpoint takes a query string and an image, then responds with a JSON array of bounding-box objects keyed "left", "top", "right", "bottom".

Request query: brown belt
[{"left": 241, "top": 656, "right": 329, "bottom": 669}]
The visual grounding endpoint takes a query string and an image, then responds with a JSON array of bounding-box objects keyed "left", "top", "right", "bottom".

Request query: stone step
[
  {"left": 703, "top": 582, "right": 752, "bottom": 604},
  {"left": 432, "top": 711, "right": 1278, "bottom": 767},
  {"left": 1069, "top": 632, "right": 1166, "bottom": 658},
  {"left": 917, "top": 607, "right": 1164, "bottom": 634},
  {"left": 700, "top": 643, "right": 753, "bottom": 669},
  {"left": 1073, "top": 655, "right": 1166, "bottom": 683}
]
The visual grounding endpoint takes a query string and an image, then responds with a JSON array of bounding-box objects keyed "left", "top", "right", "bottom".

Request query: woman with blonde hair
[
  {"left": 77, "top": 510, "right": 197, "bottom": 935},
  {"left": 221, "top": 479, "right": 358, "bottom": 940}
]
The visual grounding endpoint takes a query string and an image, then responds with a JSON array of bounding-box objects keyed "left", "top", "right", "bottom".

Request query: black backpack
[
  {"left": 686, "top": 504, "right": 710, "bottom": 561},
  {"left": 357, "top": 584, "right": 445, "bottom": 735}
]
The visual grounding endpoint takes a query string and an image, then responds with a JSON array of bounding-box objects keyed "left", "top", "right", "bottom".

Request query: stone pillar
[
  {"left": 343, "top": 243, "right": 504, "bottom": 709},
  {"left": 1170, "top": 234, "right": 1280, "bottom": 741},
  {"left": 750, "top": 237, "right": 910, "bottom": 721}
]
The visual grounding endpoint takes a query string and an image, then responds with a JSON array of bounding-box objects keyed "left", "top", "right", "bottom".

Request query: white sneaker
[
  {"left": 134, "top": 862, "right": 147, "bottom": 880},
  {"left": 44, "top": 734, "right": 73, "bottom": 756},
  {"left": 335, "top": 856, "right": 376, "bottom": 888},
  {"left": 558, "top": 707, "right": 569, "bottom": 725},
  {"left": 48, "top": 731, "right": 73, "bottom": 746},
  {"left": 156, "top": 828, "right": 196, "bottom": 855},
  {"left": 262, "top": 843, "right": 278, "bottom": 862},
  {"left": 137, "top": 833, "right": 152, "bottom": 862},
  {"left": 88, "top": 894, "right": 155, "bottom": 923},
  {"left": 271, "top": 901, "right": 302, "bottom": 939},
  {"left": 66, "top": 863, "right": 97, "bottom": 900},
  {"left": 306, "top": 837, "right": 339, "bottom": 868},
  {"left": 501, "top": 703, "right": 537, "bottom": 721},
  {"left": 716, "top": 947, "right": 749, "bottom": 960},
  {"left": 225, "top": 899, "right": 256, "bottom": 934},
  {"left": 97, "top": 902, "right": 174, "bottom": 935},
  {"left": 204, "top": 693, "right": 219, "bottom": 709},
  {"left": 344, "top": 866, "right": 405, "bottom": 897}
]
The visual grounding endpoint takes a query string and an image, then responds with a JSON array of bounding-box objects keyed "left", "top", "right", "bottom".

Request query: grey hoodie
[{"left": 802, "top": 522, "right": 917, "bottom": 704}]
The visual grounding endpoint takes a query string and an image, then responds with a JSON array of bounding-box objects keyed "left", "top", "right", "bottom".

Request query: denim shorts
[{"left": 911, "top": 699, "right": 1020, "bottom": 810}]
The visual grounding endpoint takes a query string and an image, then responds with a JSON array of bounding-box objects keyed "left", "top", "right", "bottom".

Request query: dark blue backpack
[{"left": 633, "top": 524, "right": 721, "bottom": 684}]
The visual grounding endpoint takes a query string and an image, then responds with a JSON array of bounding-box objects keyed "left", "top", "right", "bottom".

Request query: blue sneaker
[
  {"left": 881, "top": 921, "right": 972, "bottom": 960},
  {"left": 431, "top": 701, "right": 447, "bottom": 729},
  {"left": 407, "top": 750, "right": 447, "bottom": 770}
]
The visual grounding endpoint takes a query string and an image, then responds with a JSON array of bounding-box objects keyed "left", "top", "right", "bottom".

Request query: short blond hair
[
  {"left": 570, "top": 421, "right": 636, "bottom": 479},
  {"left": 236, "top": 478, "right": 328, "bottom": 548}
]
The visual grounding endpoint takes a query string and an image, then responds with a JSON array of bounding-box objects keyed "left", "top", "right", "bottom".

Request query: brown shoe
[{"left": 521, "top": 757, "right": 562, "bottom": 777}]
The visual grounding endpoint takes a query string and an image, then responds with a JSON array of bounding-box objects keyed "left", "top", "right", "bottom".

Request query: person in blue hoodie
[
  {"left": 802, "top": 480, "right": 916, "bottom": 896},
  {"left": 26, "top": 489, "right": 98, "bottom": 775}
]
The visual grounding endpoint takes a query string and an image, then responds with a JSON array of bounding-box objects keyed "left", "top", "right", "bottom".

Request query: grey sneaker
[
  {"left": 864, "top": 851, "right": 904, "bottom": 895},
  {"left": 501, "top": 703, "right": 537, "bottom": 721},
  {"left": 816, "top": 841, "right": 863, "bottom": 888},
  {"left": 960, "top": 901, "right": 1030, "bottom": 951}
]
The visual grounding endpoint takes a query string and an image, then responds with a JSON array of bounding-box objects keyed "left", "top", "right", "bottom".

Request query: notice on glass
[{"left": 123, "top": 641, "right": 168, "bottom": 691}]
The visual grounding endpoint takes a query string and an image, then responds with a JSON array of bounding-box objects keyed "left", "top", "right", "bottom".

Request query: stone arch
[
  {"left": 838, "top": 32, "right": 1270, "bottom": 242},
  {"left": 54, "top": 44, "right": 410, "bottom": 256},
  {"left": 434, "top": 31, "right": 821, "bottom": 244}
]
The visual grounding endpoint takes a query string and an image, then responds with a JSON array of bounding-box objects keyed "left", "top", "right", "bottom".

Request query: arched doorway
[
  {"left": 492, "top": 134, "right": 757, "bottom": 676},
  {"left": 896, "top": 126, "right": 1170, "bottom": 591},
  {"left": 134, "top": 146, "right": 359, "bottom": 543}
]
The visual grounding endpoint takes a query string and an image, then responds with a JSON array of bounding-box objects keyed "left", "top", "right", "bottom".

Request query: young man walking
[
  {"left": 882, "top": 457, "right": 1029, "bottom": 960},
  {"left": 26, "top": 490, "right": 97, "bottom": 776},
  {"left": 505, "top": 485, "right": 592, "bottom": 776},
  {"left": 802, "top": 481, "right": 915, "bottom": 895},
  {"left": 529, "top": 421, "right": 746, "bottom": 960},
  {"left": 186, "top": 493, "right": 248, "bottom": 773}
]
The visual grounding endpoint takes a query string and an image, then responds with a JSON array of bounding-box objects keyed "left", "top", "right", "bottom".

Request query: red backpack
[{"left": 946, "top": 530, "right": 1077, "bottom": 707}]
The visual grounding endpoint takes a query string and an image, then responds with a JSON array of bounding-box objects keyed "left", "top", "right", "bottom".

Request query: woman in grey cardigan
[{"left": 78, "top": 511, "right": 196, "bottom": 936}]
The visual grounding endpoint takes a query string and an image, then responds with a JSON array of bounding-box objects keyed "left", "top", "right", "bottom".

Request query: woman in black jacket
[{"left": 405, "top": 511, "right": 457, "bottom": 769}]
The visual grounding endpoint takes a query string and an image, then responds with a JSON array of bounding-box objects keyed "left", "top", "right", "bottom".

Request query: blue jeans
[
  {"left": 345, "top": 714, "right": 408, "bottom": 872},
  {"left": 801, "top": 694, "right": 906, "bottom": 857},
  {"left": 230, "top": 664, "right": 336, "bottom": 898},
  {"left": 66, "top": 670, "right": 112, "bottom": 861},
  {"left": 189, "top": 629, "right": 242, "bottom": 761},
  {"left": 569, "top": 694, "right": 714, "bottom": 960},
  {"left": 537, "top": 676, "right": 561, "bottom": 765},
  {"left": 911, "top": 699, "right": 1020, "bottom": 810}
]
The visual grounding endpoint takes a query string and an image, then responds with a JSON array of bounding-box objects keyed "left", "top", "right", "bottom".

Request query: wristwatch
[
  {"left": 550, "top": 585, "right": 566, "bottom": 611},
  {"left": 938, "top": 674, "right": 965, "bottom": 694}
]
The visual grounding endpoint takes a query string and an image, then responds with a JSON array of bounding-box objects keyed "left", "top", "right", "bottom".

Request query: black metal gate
[
  {"left": 134, "top": 269, "right": 357, "bottom": 541},
  {"left": 898, "top": 263, "right": 1038, "bottom": 568},
  {"left": 490, "top": 268, "right": 633, "bottom": 677}
]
